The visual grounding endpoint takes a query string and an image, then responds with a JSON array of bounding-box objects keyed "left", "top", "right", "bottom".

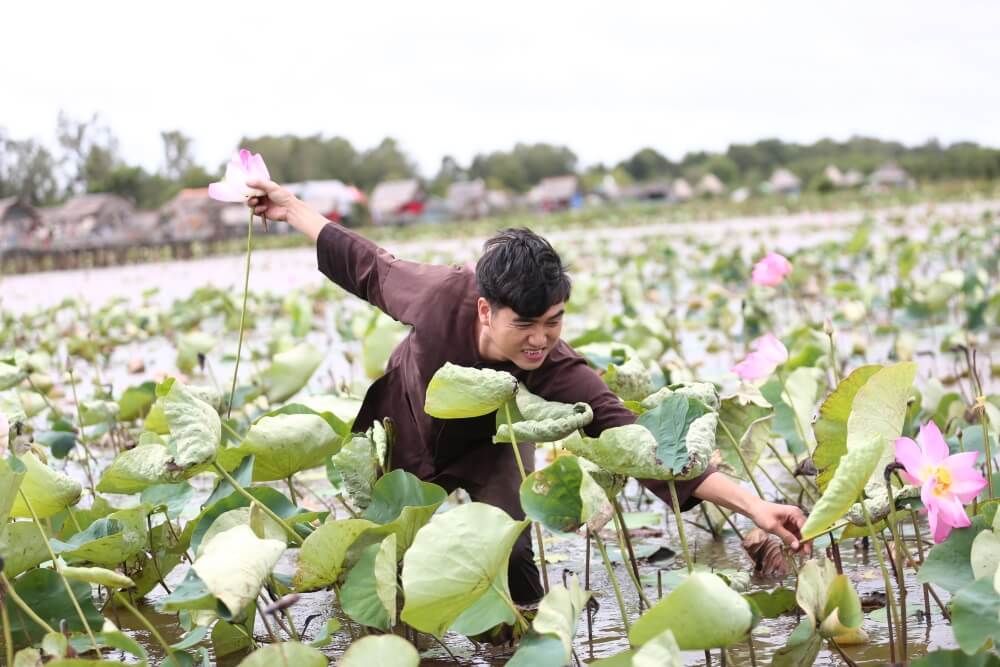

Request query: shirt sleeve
[
  {"left": 315, "top": 222, "right": 457, "bottom": 327},
  {"left": 526, "top": 341, "right": 715, "bottom": 511}
]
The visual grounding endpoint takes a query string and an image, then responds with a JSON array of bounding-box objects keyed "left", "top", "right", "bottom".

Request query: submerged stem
[
  {"left": 504, "top": 401, "right": 549, "bottom": 593},
  {"left": 611, "top": 497, "right": 653, "bottom": 609},
  {"left": 115, "top": 592, "right": 173, "bottom": 659},
  {"left": 592, "top": 529, "right": 630, "bottom": 634},
  {"left": 227, "top": 208, "right": 254, "bottom": 419},
  {"left": 667, "top": 480, "right": 694, "bottom": 574},
  {"left": 860, "top": 500, "right": 898, "bottom": 665}
]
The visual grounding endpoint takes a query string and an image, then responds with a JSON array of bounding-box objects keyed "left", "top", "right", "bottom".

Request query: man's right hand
[{"left": 247, "top": 179, "right": 296, "bottom": 223}]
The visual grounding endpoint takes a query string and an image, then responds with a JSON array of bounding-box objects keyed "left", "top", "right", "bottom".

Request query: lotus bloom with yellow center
[{"left": 895, "top": 421, "right": 987, "bottom": 543}]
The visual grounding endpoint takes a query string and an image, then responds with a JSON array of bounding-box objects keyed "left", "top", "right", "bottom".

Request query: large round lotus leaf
[
  {"left": 97, "top": 441, "right": 178, "bottom": 494},
  {"left": 508, "top": 576, "right": 591, "bottom": 667},
  {"left": 629, "top": 572, "right": 754, "bottom": 649},
  {"left": 519, "top": 455, "right": 607, "bottom": 533},
  {"left": 257, "top": 342, "right": 324, "bottom": 402},
  {"left": 0, "top": 521, "right": 49, "bottom": 576},
  {"left": 636, "top": 394, "right": 716, "bottom": 479},
  {"left": 844, "top": 362, "right": 916, "bottom": 495},
  {"left": 339, "top": 635, "right": 419, "bottom": 667},
  {"left": 0, "top": 456, "right": 26, "bottom": 523},
  {"left": 195, "top": 507, "right": 285, "bottom": 558},
  {"left": 2, "top": 568, "right": 104, "bottom": 646},
  {"left": 950, "top": 577, "right": 1000, "bottom": 654},
  {"left": 59, "top": 564, "right": 135, "bottom": 589},
  {"left": 341, "top": 533, "right": 397, "bottom": 630},
  {"left": 236, "top": 641, "right": 328, "bottom": 667},
  {"left": 192, "top": 524, "right": 286, "bottom": 619},
  {"left": 330, "top": 435, "right": 378, "bottom": 511},
  {"left": 10, "top": 451, "right": 82, "bottom": 519},
  {"left": 495, "top": 386, "right": 594, "bottom": 444},
  {"left": 918, "top": 515, "right": 990, "bottom": 594},
  {"left": 362, "top": 317, "right": 408, "bottom": 379},
  {"left": 80, "top": 399, "right": 120, "bottom": 426},
  {"left": 361, "top": 469, "right": 447, "bottom": 559},
  {"left": 176, "top": 331, "right": 216, "bottom": 374},
  {"left": 812, "top": 365, "right": 881, "bottom": 493},
  {"left": 801, "top": 435, "right": 885, "bottom": 541},
  {"left": 296, "top": 394, "right": 363, "bottom": 428},
  {"left": 603, "top": 356, "right": 653, "bottom": 402},
  {"left": 424, "top": 363, "right": 518, "bottom": 419},
  {"left": 294, "top": 518, "right": 378, "bottom": 592},
  {"left": 642, "top": 382, "right": 720, "bottom": 412},
  {"left": 49, "top": 504, "right": 151, "bottom": 567},
  {"left": 160, "top": 379, "right": 220, "bottom": 469},
  {"left": 240, "top": 413, "right": 341, "bottom": 481},
  {"left": 401, "top": 502, "right": 529, "bottom": 637}
]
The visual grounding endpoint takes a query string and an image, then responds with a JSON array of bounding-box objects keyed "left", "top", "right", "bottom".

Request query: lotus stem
[
  {"left": 227, "top": 207, "right": 254, "bottom": 419},
  {"left": 592, "top": 529, "right": 630, "bottom": 634},
  {"left": 611, "top": 496, "right": 652, "bottom": 609},
  {"left": 66, "top": 367, "right": 98, "bottom": 496},
  {"left": 1, "top": 584, "right": 12, "bottom": 667},
  {"left": 1, "top": 572, "right": 57, "bottom": 635},
  {"left": 114, "top": 592, "right": 173, "bottom": 659},
  {"left": 860, "top": 499, "right": 897, "bottom": 665},
  {"left": 827, "top": 637, "right": 859, "bottom": 667},
  {"left": 909, "top": 509, "right": 931, "bottom": 622},
  {"left": 504, "top": 401, "right": 549, "bottom": 593},
  {"left": 667, "top": 480, "right": 694, "bottom": 574},
  {"left": 748, "top": 634, "right": 759, "bottom": 667},
  {"left": 211, "top": 461, "right": 303, "bottom": 546},
  {"left": 286, "top": 476, "right": 299, "bottom": 505},
  {"left": 885, "top": 474, "right": 907, "bottom": 661},
  {"left": 765, "top": 441, "right": 818, "bottom": 502},
  {"left": 717, "top": 419, "right": 766, "bottom": 498}
]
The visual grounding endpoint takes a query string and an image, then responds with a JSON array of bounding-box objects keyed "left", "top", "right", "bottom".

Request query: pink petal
[
  {"left": 751, "top": 264, "right": 782, "bottom": 287},
  {"left": 943, "top": 457, "right": 988, "bottom": 502},
  {"left": 754, "top": 333, "right": 789, "bottom": 365},
  {"left": 894, "top": 437, "right": 928, "bottom": 483},
  {"left": 928, "top": 506, "right": 951, "bottom": 543},
  {"left": 732, "top": 353, "right": 774, "bottom": 381},
  {"left": 248, "top": 153, "right": 270, "bottom": 182},
  {"left": 919, "top": 421, "right": 950, "bottom": 463},
  {"left": 935, "top": 493, "right": 971, "bottom": 529},
  {"left": 239, "top": 148, "right": 252, "bottom": 170},
  {"left": 208, "top": 182, "right": 245, "bottom": 203}
]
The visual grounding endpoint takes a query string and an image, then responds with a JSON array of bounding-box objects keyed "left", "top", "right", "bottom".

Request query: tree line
[{"left": 2, "top": 112, "right": 998, "bottom": 209}]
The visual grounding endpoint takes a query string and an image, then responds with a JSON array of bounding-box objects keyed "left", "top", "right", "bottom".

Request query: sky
[{"left": 4, "top": 1, "right": 998, "bottom": 176}]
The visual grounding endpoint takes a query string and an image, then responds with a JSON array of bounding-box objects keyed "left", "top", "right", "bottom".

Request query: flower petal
[
  {"left": 248, "top": 152, "right": 270, "bottom": 182},
  {"left": 239, "top": 148, "right": 252, "bottom": 171},
  {"left": 754, "top": 334, "right": 789, "bottom": 365},
  {"left": 919, "top": 421, "right": 949, "bottom": 463},
  {"left": 935, "top": 494, "right": 971, "bottom": 529},
  {"left": 208, "top": 182, "right": 245, "bottom": 203},
  {"left": 928, "top": 506, "right": 951, "bottom": 543},
  {"left": 732, "top": 353, "right": 774, "bottom": 381},
  {"left": 894, "top": 437, "right": 928, "bottom": 483}
]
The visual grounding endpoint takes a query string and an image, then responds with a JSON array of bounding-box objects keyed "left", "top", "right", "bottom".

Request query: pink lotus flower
[
  {"left": 895, "top": 421, "right": 987, "bottom": 543},
  {"left": 731, "top": 333, "right": 788, "bottom": 381},
  {"left": 208, "top": 149, "right": 270, "bottom": 203},
  {"left": 752, "top": 252, "right": 793, "bottom": 287}
]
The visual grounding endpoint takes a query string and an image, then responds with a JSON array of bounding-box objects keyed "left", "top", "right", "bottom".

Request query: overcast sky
[{"left": 4, "top": 1, "right": 998, "bottom": 176}]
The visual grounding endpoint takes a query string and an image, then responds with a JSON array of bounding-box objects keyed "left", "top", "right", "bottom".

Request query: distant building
[
  {"left": 159, "top": 188, "right": 229, "bottom": 241},
  {"left": 623, "top": 180, "right": 672, "bottom": 201},
  {"left": 768, "top": 168, "right": 802, "bottom": 196},
  {"left": 695, "top": 173, "right": 725, "bottom": 197},
  {"left": 670, "top": 178, "right": 693, "bottom": 201},
  {"left": 868, "top": 162, "right": 915, "bottom": 190},
  {"left": 287, "top": 180, "right": 366, "bottom": 225},
  {"left": 43, "top": 194, "right": 136, "bottom": 247},
  {"left": 370, "top": 179, "right": 424, "bottom": 225},
  {"left": 527, "top": 175, "right": 581, "bottom": 211},
  {"left": 842, "top": 169, "right": 865, "bottom": 188},
  {"left": 485, "top": 189, "right": 514, "bottom": 214},
  {"left": 823, "top": 165, "right": 845, "bottom": 188},
  {"left": 445, "top": 179, "right": 489, "bottom": 219},
  {"left": 0, "top": 196, "right": 44, "bottom": 250}
]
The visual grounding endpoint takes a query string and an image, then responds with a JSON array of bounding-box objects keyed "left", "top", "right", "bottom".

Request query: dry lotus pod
[{"left": 741, "top": 528, "right": 791, "bottom": 578}]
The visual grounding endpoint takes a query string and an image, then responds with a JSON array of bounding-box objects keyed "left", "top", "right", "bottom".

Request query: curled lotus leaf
[
  {"left": 424, "top": 363, "right": 518, "bottom": 419},
  {"left": 508, "top": 576, "right": 592, "bottom": 667},
  {"left": 340, "top": 533, "right": 398, "bottom": 630},
  {"left": 519, "top": 455, "right": 608, "bottom": 533},
  {"left": 293, "top": 518, "right": 378, "bottom": 592},
  {"left": 59, "top": 564, "right": 135, "bottom": 589},
  {"left": 0, "top": 455, "right": 27, "bottom": 523},
  {"left": 80, "top": 400, "right": 120, "bottom": 426},
  {"left": 801, "top": 435, "right": 886, "bottom": 541},
  {"left": 330, "top": 434, "right": 379, "bottom": 511},
  {"left": 239, "top": 412, "right": 342, "bottom": 481},
  {"left": 50, "top": 504, "right": 151, "bottom": 567},
  {"left": 160, "top": 379, "right": 220, "bottom": 469},
  {"left": 844, "top": 483, "right": 920, "bottom": 526},
  {"left": 578, "top": 455, "right": 626, "bottom": 498},
  {"left": 795, "top": 558, "right": 866, "bottom": 642},
  {"left": 10, "top": 451, "right": 82, "bottom": 519},
  {"left": 257, "top": 342, "right": 325, "bottom": 403},
  {"left": 338, "top": 635, "right": 419, "bottom": 667},
  {"left": 495, "top": 386, "right": 594, "bottom": 444},
  {"left": 604, "top": 356, "right": 654, "bottom": 402},
  {"left": 192, "top": 523, "right": 286, "bottom": 620},
  {"left": 641, "top": 382, "right": 721, "bottom": 412}
]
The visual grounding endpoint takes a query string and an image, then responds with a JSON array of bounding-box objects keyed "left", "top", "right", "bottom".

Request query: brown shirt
[{"left": 316, "top": 222, "right": 712, "bottom": 508}]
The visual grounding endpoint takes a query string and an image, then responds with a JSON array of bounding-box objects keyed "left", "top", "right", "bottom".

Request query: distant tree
[
  {"left": 89, "top": 165, "right": 176, "bottom": 209},
  {"left": 160, "top": 130, "right": 196, "bottom": 181},
  {"left": 620, "top": 147, "right": 674, "bottom": 182},
  {"left": 0, "top": 133, "right": 61, "bottom": 205},
  {"left": 469, "top": 143, "right": 576, "bottom": 192},
  {"left": 428, "top": 155, "right": 466, "bottom": 197},
  {"left": 354, "top": 137, "right": 417, "bottom": 191},
  {"left": 56, "top": 111, "right": 119, "bottom": 195}
]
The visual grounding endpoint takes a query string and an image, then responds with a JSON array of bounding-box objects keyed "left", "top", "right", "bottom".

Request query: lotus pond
[{"left": 1, "top": 198, "right": 999, "bottom": 666}]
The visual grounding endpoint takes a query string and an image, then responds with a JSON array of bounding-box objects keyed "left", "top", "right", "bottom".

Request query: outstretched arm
[{"left": 248, "top": 179, "right": 329, "bottom": 241}]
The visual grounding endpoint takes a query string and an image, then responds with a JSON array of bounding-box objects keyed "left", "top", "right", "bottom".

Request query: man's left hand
[{"left": 748, "top": 500, "right": 811, "bottom": 555}]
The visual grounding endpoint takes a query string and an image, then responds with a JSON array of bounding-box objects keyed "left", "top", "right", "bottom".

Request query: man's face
[{"left": 479, "top": 299, "right": 565, "bottom": 370}]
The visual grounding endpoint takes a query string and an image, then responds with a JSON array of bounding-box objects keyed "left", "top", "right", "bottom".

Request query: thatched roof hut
[
  {"left": 0, "top": 196, "right": 44, "bottom": 250},
  {"left": 527, "top": 175, "right": 580, "bottom": 211},
  {"left": 670, "top": 178, "right": 693, "bottom": 201},
  {"left": 769, "top": 168, "right": 801, "bottom": 195},
  {"left": 446, "top": 179, "right": 488, "bottom": 219},
  {"left": 868, "top": 162, "right": 914, "bottom": 190},
  {"left": 43, "top": 194, "right": 136, "bottom": 247},
  {"left": 696, "top": 173, "right": 725, "bottom": 197},
  {"left": 823, "top": 165, "right": 845, "bottom": 188},
  {"left": 159, "top": 188, "right": 230, "bottom": 241},
  {"left": 370, "top": 179, "right": 424, "bottom": 225}
]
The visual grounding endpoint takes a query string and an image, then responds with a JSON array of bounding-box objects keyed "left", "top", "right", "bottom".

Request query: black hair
[{"left": 475, "top": 228, "right": 571, "bottom": 317}]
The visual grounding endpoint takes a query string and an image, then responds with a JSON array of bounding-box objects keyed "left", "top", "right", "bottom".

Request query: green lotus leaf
[
  {"left": 636, "top": 394, "right": 715, "bottom": 478},
  {"left": 911, "top": 650, "right": 1000, "bottom": 667},
  {"left": 293, "top": 518, "right": 378, "bottom": 592},
  {"left": 0, "top": 521, "right": 49, "bottom": 576},
  {"left": 238, "top": 413, "right": 342, "bottom": 481},
  {"left": 795, "top": 559, "right": 864, "bottom": 641},
  {"left": 339, "top": 635, "right": 419, "bottom": 667},
  {"left": 769, "top": 625, "right": 823, "bottom": 667},
  {"left": 844, "top": 362, "right": 917, "bottom": 495},
  {"left": 844, "top": 483, "right": 920, "bottom": 526},
  {"left": 361, "top": 469, "right": 447, "bottom": 559},
  {"left": 642, "top": 382, "right": 720, "bottom": 411},
  {"left": 59, "top": 564, "right": 136, "bottom": 589},
  {"left": 950, "top": 577, "right": 1000, "bottom": 654},
  {"left": 80, "top": 399, "right": 120, "bottom": 426},
  {"left": 494, "top": 386, "right": 594, "bottom": 444},
  {"left": 629, "top": 571, "right": 754, "bottom": 649},
  {"left": 508, "top": 576, "right": 591, "bottom": 667},
  {"left": 330, "top": 434, "right": 378, "bottom": 511},
  {"left": 604, "top": 356, "right": 653, "bottom": 402},
  {"left": 564, "top": 424, "right": 670, "bottom": 480},
  {"left": 0, "top": 455, "right": 26, "bottom": 523},
  {"left": 575, "top": 342, "right": 641, "bottom": 373},
  {"left": 236, "top": 641, "right": 329, "bottom": 667},
  {"left": 717, "top": 413, "right": 772, "bottom": 481},
  {"left": 118, "top": 381, "right": 157, "bottom": 422},
  {"left": 401, "top": 502, "right": 529, "bottom": 637},
  {"left": 801, "top": 435, "right": 885, "bottom": 541},
  {"left": 971, "top": 514, "right": 1000, "bottom": 580},
  {"left": 10, "top": 451, "right": 82, "bottom": 519},
  {"left": 918, "top": 516, "right": 990, "bottom": 593},
  {"left": 2, "top": 568, "right": 104, "bottom": 646},
  {"left": 590, "top": 628, "right": 683, "bottom": 667},
  {"left": 257, "top": 342, "right": 324, "bottom": 402},
  {"left": 813, "top": 365, "right": 882, "bottom": 493},
  {"left": 160, "top": 379, "right": 220, "bottom": 470},
  {"left": 577, "top": 455, "right": 627, "bottom": 498},
  {"left": 97, "top": 441, "right": 178, "bottom": 493},
  {"left": 140, "top": 481, "right": 194, "bottom": 519},
  {"left": 176, "top": 330, "right": 216, "bottom": 373},
  {"left": 362, "top": 316, "right": 408, "bottom": 379},
  {"left": 0, "top": 361, "right": 27, "bottom": 390},
  {"left": 50, "top": 504, "right": 151, "bottom": 566},
  {"left": 192, "top": 524, "right": 286, "bottom": 620},
  {"left": 519, "top": 455, "right": 607, "bottom": 533},
  {"left": 341, "top": 533, "right": 398, "bottom": 630},
  {"left": 296, "top": 394, "right": 363, "bottom": 429},
  {"left": 194, "top": 507, "right": 286, "bottom": 558},
  {"left": 424, "top": 363, "right": 518, "bottom": 419}
]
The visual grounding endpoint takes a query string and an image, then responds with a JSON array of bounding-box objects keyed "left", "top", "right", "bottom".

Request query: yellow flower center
[{"left": 931, "top": 466, "right": 952, "bottom": 497}]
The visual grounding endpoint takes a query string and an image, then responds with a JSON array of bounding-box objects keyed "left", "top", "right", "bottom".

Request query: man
[{"left": 248, "top": 179, "right": 809, "bottom": 605}]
